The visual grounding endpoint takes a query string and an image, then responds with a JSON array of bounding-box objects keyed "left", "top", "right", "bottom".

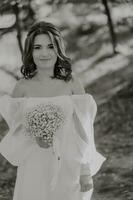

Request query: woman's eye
[
  {"left": 48, "top": 45, "right": 54, "bottom": 49},
  {"left": 34, "top": 46, "right": 41, "bottom": 49}
]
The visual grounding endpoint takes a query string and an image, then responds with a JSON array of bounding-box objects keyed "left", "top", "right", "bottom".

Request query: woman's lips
[{"left": 39, "top": 58, "right": 51, "bottom": 60}]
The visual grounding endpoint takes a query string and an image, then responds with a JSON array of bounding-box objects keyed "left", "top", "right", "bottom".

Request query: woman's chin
[{"left": 38, "top": 66, "right": 53, "bottom": 70}]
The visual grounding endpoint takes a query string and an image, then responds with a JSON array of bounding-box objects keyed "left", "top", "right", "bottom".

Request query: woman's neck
[{"left": 34, "top": 69, "right": 53, "bottom": 82}]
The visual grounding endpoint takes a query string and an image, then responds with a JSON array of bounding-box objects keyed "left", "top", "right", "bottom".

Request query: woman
[{"left": 0, "top": 21, "right": 105, "bottom": 200}]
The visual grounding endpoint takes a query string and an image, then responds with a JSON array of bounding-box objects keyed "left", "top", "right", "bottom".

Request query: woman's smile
[{"left": 39, "top": 58, "right": 51, "bottom": 60}]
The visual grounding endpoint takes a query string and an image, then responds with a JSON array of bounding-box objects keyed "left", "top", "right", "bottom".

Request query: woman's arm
[{"left": 70, "top": 74, "right": 93, "bottom": 191}]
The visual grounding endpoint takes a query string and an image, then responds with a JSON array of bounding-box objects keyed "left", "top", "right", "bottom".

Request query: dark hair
[{"left": 21, "top": 21, "right": 72, "bottom": 82}]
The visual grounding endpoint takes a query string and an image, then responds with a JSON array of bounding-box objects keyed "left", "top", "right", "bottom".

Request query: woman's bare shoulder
[
  {"left": 12, "top": 78, "right": 27, "bottom": 97},
  {"left": 69, "top": 73, "right": 85, "bottom": 94}
]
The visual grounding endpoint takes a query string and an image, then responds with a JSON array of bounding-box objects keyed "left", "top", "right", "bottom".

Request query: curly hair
[{"left": 21, "top": 21, "right": 72, "bottom": 82}]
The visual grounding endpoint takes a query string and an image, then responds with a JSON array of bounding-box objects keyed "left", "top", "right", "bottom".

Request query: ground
[{"left": 88, "top": 75, "right": 133, "bottom": 200}]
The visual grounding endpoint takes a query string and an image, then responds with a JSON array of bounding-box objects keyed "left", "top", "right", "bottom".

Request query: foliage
[
  {"left": 47, "top": 0, "right": 96, "bottom": 4},
  {"left": 0, "top": 0, "right": 35, "bottom": 30},
  {"left": 0, "top": 0, "right": 36, "bottom": 54}
]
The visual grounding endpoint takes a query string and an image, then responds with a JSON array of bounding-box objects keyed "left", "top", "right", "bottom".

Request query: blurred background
[{"left": 0, "top": 0, "right": 133, "bottom": 199}]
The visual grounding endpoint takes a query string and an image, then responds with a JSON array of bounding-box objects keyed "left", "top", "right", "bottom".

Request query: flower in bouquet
[{"left": 24, "top": 103, "right": 66, "bottom": 146}]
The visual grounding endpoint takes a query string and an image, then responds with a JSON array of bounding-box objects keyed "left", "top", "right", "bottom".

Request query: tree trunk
[
  {"left": 13, "top": 2, "right": 23, "bottom": 56},
  {"left": 102, "top": 0, "right": 117, "bottom": 54}
]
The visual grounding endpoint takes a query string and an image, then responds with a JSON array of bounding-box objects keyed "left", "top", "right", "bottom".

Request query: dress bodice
[{"left": 22, "top": 96, "right": 73, "bottom": 147}]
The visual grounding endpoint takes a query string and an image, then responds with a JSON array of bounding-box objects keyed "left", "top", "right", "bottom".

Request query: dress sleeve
[
  {"left": 72, "top": 94, "right": 106, "bottom": 176},
  {"left": 0, "top": 95, "right": 36, "bottom": 166}
]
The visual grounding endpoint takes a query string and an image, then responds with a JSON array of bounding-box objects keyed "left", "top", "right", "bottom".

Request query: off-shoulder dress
[{"left": 0, "top": 94, "right": 105, "bottom": 200}]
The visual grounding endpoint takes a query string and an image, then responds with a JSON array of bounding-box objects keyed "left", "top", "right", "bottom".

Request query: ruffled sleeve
[
  {"left": 71, "top": 94, "right": 106, "bottom": 176},
  {"left": 0, "top": 95, "right": 36, "bottom": 166}
]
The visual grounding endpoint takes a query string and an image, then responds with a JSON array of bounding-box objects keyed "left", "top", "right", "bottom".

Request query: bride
[{"left": 0, "top": 21, "right": 105, "bottom": 200}]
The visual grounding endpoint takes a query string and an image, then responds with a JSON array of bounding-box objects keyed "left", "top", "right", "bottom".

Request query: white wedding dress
[{"left": 0, "top": 94, "right": 105, "bottom": 200}]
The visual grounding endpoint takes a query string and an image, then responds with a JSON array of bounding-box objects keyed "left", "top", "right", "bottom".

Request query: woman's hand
[
  {"left": 80, "top": 175, "right": 93, "bottom": 192},
  {"left": 35, "top": 137, "right": 51, "bottom": 148}
]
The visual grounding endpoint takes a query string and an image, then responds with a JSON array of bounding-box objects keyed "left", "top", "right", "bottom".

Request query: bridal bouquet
[{"left": 24, "top": 103, "right": 66, "bottom": 146}]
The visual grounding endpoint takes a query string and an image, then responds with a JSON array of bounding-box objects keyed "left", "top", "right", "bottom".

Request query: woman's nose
[{"left": 40, "top": 48, "right": 50, "bottom": 57}]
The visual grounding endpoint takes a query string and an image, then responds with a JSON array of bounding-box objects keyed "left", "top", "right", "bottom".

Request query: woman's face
[{"left": 32, "top": 34, "right": 57, "bottom": 70}]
